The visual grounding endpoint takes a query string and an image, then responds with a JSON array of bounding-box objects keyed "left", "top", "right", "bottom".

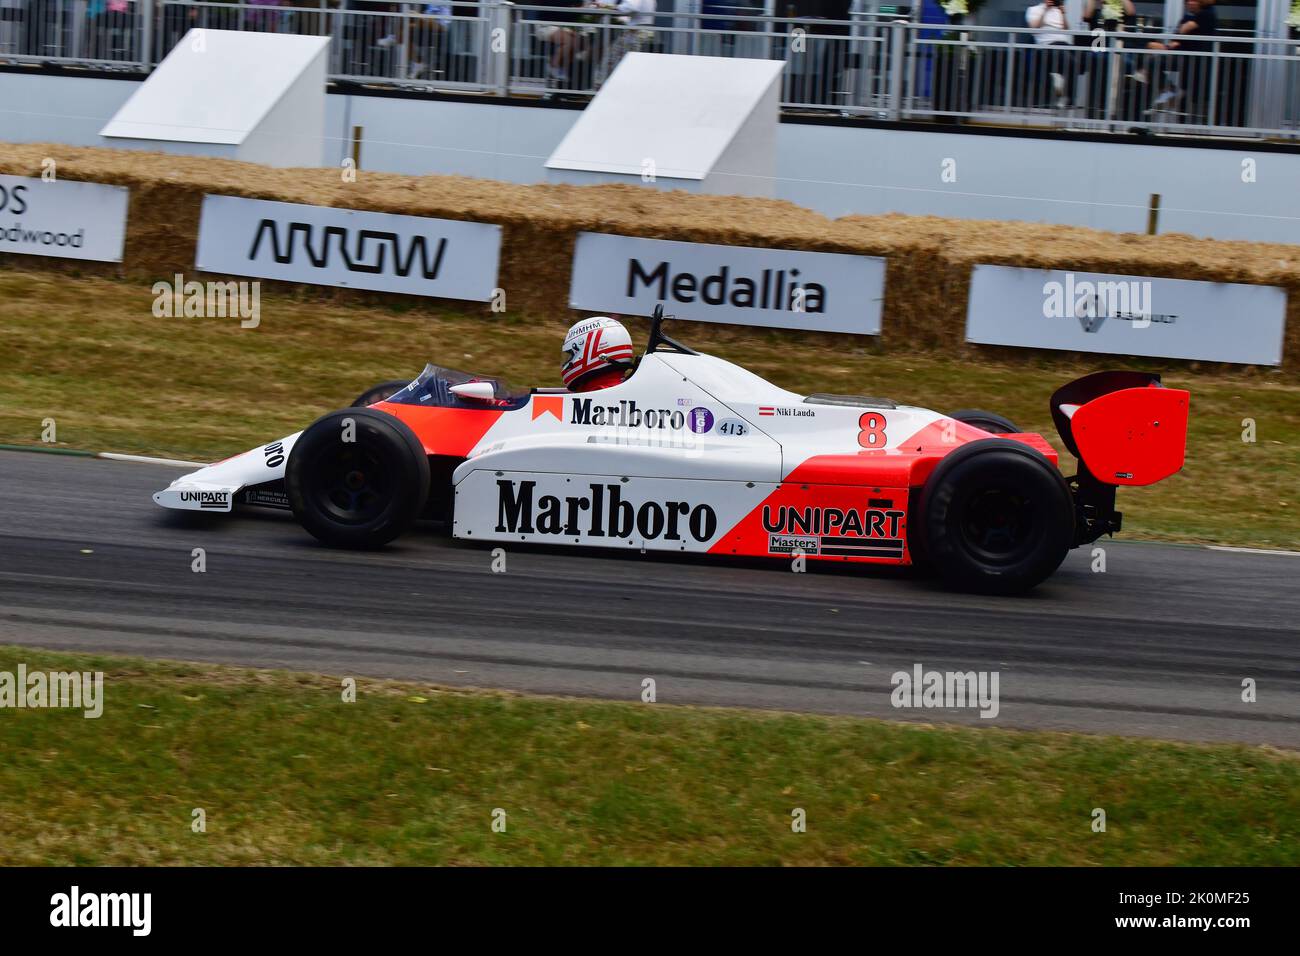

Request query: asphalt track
[{"left": 1, "top": 449, "right": 1297, "bottom": 746}]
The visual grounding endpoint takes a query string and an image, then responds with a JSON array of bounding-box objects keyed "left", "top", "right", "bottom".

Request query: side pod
[{"left": 1050, "top": 371, "right": 1190, "bottom": 545}]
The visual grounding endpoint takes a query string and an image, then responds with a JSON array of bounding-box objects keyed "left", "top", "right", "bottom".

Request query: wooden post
[
  {"left": 350, "top": 126, "right": 363, "bottom": 172},
  {"left": 1147, "top": 194, "right": 1161, "bottom": 235}
]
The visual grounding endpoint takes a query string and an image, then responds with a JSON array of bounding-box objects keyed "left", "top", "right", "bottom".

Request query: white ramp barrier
[
  {"left": 545, "top": 53, "right": 783, "bottom": 198},
  {"left": 100, "top": 29, "right": 328, "bottom": 167}
]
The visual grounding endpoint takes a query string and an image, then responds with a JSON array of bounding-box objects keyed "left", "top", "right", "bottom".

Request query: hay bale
[{"left": 1, "top": 143, "right": 1294, "bottom": 365}]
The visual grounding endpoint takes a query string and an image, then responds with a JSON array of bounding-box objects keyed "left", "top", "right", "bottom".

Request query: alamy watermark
[
  {"left": 0, "top": 664, "right": 103, "bottom": 718},
  {"left": 1042, "top": 273, "right": 1176, "bottom": 333},
  {"left": 152, "top": 273, "right": 260, "bottom": 328},
  {"left": 50, "top": 886, "right": 150, "bottom": 936},
  {"left": 891, "top": 663, "right": 999, "bottom": 719}
]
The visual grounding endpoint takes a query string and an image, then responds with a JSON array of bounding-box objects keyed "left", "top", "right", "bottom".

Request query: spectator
[
  {"left": 591, "top": 0, "right": 655, "bottom": 85},
  {"left": 247, "top": 0, "right": 285, "bottom": 33},
  {"left": 85, "top": 0, "right": 133, "bottom": 60},
  {"left": 160, "top": 0, "right": 203, "bottom": 52},
  {"left": 0, "top": 0, "right": 17, "bottom": 58},
  {"left": 610, "top": 0, "right": 654, "bottom": 28},
  {"left": 20, "top": 0, "right": 60, "bottom": 58},
  {"left": 1146, "top": 0, "right": 1218, "bottom": 122},
  {"left": 406, "top": 3, "right": 452, "bottom": 81},
  {"left": 85, "top": 0, "right": 109, "bottom": 58},
  {"left": 1025, "top": 0, "right": 1076, "bottom": 109},
  {"left": 916, "top": 0, "right": 949, "bottom": 101},
  {"left": 342, "top": 1, "right": 400, "bottom": 77},
  {"left": 1080, "top": 0, "right": 1137, "bottom": 118},
  {"left": 1148, "top": 0, "right": 1218, "bottom": 53},
  {"left": 353, "top": 1, "right": 399, "bottom": 47},
  {"left": 699, "top": 0, "right": 736, "bottom": 56},
  {"left": 800, "top": 0, "right": 852, "bottom": 109},
  {"left": 701, "top": 0, "right": 735, "bottom": 31},
  {"left": 532, "top": 0, "right": 586, "bottom": 89}
]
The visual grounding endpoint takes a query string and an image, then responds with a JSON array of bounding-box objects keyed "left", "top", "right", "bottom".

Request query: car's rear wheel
[
  {"left": 352, "top": 380, "right": 412, "bottom": 407},
  {"left": 919, "top": 440, "right": 1074, "bottom": 594},
  {"left": 948, "top": 409, "right": 1021, "bottom": 435},
  {"left": 286, "top": 408, "right": 430, "bottom": 549}
]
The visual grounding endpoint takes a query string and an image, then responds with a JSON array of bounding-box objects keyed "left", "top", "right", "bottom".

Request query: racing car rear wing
[{"left": 1050, "top": 371, "right": 1190, "bottom": 545}]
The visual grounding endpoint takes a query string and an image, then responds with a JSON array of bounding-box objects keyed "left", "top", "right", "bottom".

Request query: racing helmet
[{"left": 561, "top": 316, "right": 634, "bottom": 390}]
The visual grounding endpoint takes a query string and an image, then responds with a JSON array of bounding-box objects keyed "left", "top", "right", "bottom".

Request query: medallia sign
[{"left": 569, "top": 232, "right": 885, "bottom": 335}]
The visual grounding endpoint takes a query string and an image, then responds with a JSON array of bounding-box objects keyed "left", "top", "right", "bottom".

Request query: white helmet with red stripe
[{"left": 561, "top": 316, "right": 634, "bottom": 390}]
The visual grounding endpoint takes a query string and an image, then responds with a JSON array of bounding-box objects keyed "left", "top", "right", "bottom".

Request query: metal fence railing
[
  {"left": 150, "top": 1, "right": 493, "bottom": 86},
  {"left": 503, "top": 7, "right": 898, "bottom": 109},
  {"left": 900, "top": 23, "right": 1299, "bottom": 138},
  {"left": 1, "top": 0, "right": 147, "bottom": 67},
  {"left": 2, "top": 1, "right": 1297, "bottom": 140}
]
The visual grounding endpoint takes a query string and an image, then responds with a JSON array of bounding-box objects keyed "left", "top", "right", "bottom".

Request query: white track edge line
[{"left": 1206, "top": 545, "right": 1300, "bottom": 557}]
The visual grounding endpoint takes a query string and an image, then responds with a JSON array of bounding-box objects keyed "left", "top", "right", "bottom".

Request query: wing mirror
[{"left": 449, "top": 382, "right": 498, "bottom": 401}]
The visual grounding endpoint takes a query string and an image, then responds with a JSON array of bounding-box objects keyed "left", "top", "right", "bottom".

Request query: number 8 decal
[{"left": 858, "top": 412, "right": 887, "bottom": 448}]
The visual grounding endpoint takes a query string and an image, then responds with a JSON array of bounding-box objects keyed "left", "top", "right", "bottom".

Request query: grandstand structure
[
  {"left": 2, "top": 0, "right": 1297, "bottom": 244},
  {"left": 0, "top": 0, "right": 1296, "bottom": 140}
]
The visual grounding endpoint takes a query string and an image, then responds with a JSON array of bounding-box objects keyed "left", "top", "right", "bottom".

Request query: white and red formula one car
[{"left": 155, "top": 308, "right": 1189, "bottom": 593}]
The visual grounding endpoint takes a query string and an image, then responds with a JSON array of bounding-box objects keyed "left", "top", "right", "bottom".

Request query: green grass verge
[
  {"left": 1, "top": 268, "right": 1297, "bottom": 548},
  {"left": 0, "top": 646, "right": 1296, "bottom": 866}
]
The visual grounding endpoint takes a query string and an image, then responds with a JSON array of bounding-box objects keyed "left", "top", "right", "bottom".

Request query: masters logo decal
[
  {"left": 768, "top": 533, "right": 820, "bottom": 555},
  {"left": 763, "top": 504, "right": 905, "bottom": 557}
]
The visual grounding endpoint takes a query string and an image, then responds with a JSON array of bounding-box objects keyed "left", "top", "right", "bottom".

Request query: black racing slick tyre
[
  {"left": 947, "top": 409, "right": 1021, "bottom": 435},
  {"left": 287, "top": 408, "right": 430, "bottom": 549},
  {"left": 919, "top": 439, "right": 1074, "bottom": 595},
  {"left": 351, "top": 380, "right": 412, "bottom": 407}
]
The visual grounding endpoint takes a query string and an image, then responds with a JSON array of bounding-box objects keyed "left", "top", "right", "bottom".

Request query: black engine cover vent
[{"left": 804, "top": 393, "right": 898, "bottom": 409}]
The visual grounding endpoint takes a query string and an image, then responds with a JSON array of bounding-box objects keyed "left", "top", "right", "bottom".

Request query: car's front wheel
[
  {"left": 286, "top": 408, "right": 430, "bottom": 549},
  {"left": 919, "top": 439, "right": 1074, "bottom": 594}
]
